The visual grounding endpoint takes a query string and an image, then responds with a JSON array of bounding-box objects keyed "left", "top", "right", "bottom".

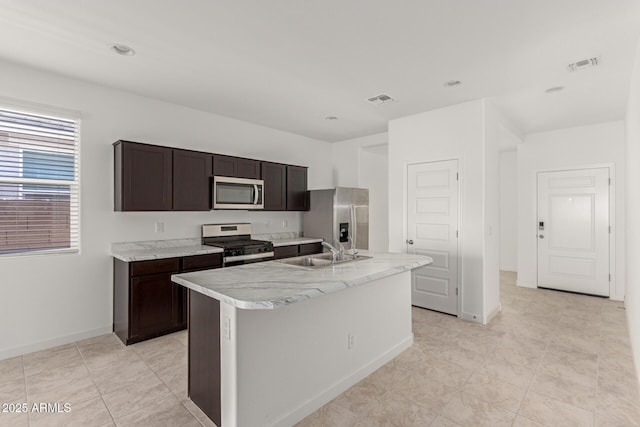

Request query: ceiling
[{"left": 0, "top": 1, "right": 638, "bottom": 142}]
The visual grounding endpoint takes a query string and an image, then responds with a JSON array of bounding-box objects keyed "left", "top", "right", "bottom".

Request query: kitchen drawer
[
  {"left": 299, "top": 242, "right": 322, "bottom": 255},
  {"left": 130, "top": 258, "right": 180, "bottom": 277},
  {"left": 273, "top": 245, "right": 298, "bottom": 259},
  {"left": 182, "top": 253, "right": 223, "bottom": 271}
]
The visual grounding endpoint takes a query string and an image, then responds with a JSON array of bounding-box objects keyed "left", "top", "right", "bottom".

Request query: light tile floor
[
  {"left": 0, "top": 271, "right": 638, "bottom": 426},
  {"left": 297, "top": 271, "right": 640, "bottom": 426}
]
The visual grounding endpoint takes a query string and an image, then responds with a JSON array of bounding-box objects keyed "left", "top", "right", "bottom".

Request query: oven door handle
[{"left": 224, "top": 252, "right": 274, "bottom": 263}]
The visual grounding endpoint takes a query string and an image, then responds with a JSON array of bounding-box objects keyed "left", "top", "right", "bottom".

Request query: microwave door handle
[{"left": 253, "top": 184, "right": 259, "bottom": 204}]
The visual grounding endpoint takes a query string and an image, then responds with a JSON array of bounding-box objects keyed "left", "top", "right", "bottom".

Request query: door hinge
[
  {"left": 609, "top": 178, "right": 611, "bottom": 185},
  {"left": 455, "top": 288, "right": 458, "bottom": 295},
  {"left": 456, "top": 230, "right": 459, "bottom": 238},
  {"left": 456, "top": 172, "right": 459, "bottom": 181},
  {"left": 609, "top": 226, "right": 611, "bottom": 233},
  {"left": 609, "top": 274, "right": 611, "bottom": 282}
]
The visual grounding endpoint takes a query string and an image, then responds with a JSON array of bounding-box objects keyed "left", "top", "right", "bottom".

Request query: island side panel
[
  {"left": 188, "top": 289, "right": 221, "bottom": 426},
  {"left": 232, "top": 271, "right": 412, "bottom": 427}
]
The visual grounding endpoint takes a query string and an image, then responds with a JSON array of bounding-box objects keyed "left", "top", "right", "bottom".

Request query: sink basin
[{"left": 276, "top": 252, "right": 372, "bottom": 268}]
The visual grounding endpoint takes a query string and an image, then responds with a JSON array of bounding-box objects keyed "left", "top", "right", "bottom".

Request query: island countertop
[{"left": 171, "top": 251, "right": 432, "bottom": 310}]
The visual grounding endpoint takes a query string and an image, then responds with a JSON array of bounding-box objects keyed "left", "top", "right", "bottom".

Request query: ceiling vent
[
  {"left": 366, "top": 93, "right": 395, "bottom": 106},
  {"left": 567, "top": 56, "right": 601, "bottom": 72}
]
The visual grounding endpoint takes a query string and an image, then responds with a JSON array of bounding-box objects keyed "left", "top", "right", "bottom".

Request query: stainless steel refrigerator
[{"left": 303, "top": 187, "right": 369, "bottom": 250}]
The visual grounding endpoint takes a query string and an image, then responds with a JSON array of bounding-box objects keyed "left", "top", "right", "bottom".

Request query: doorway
[
  {"left": 537, "top": 167, "right": 610, "bottom": 296},
  {"left": 407, "top": 160, "right": 459, "bottom": 315}
]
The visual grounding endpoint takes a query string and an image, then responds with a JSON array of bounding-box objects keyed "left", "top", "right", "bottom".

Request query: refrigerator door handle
[{"left": 350, "top": 204, "right": 357, "bottom": 252}]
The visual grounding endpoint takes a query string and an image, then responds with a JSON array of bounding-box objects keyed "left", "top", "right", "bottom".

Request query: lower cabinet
[
  {"left": 273, "top": 242, "right": 323, "bottom": 260},
  {"left": 114, "top": 253, "right": 222, "bottom": 345},
  {"left": 130, "top": 272, "right": 183, "bottom": 340}
]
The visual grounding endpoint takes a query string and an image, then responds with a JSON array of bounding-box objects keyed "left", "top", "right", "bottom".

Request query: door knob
[
  {"left": 538, "top": 234, "right": 544, "bottom": 239},
  {"left": 406, "top": 240, "right": 414, "bottom": 244}
]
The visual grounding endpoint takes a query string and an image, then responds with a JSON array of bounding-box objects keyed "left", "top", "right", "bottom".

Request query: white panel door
[
  {"left": 407, "top": 160, "right": 459, "bottom": 315},
  {"left": 537, "top": 168, "right": 610, "bottom": 296}
]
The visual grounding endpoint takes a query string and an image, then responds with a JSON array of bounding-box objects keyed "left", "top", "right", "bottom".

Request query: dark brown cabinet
[
  {"left": 115, "top": 141, "right": 172, "bottom": 211},
  {"left": 173, "top": 149, "right": 212, "bottom": 211},
  {"left": 213, "top": 154, "right": 260, "bottom": 179},
  {"left": 286, "top": 165, "right": 309, "bottom": 211},
  {"left": 299, "top": 242, "right": 323, "bottom": 255},
  {"left": 261, "top": 162, "right": 287, "bottom": 211},
  {"left": 130, "top": 272, "right": 181, "bottom": 339},
  {"left": 113, "top": 253, "right": 223, "bottom": 345},
  {"left": 273, "top": 242, "right": 323, "bottom": 260},
  {"left": 273, "top": 245, "right": 299, "bottom": 260},
  {"left": 115, "top": 140, "right": 307, "bottom": 212}
]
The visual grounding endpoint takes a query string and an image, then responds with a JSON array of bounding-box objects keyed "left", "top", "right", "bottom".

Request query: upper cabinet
[
  {"left": 287, "top": 165, "right": 309, "bottom": 211},
  {"left": 173, "top": 149, "right": 212, "bottom": 211},
  {"left": 114, "top": 141, "right": 212, "bottom": 212},
  {"left": 114, "top": 141, "right": 172, "bottom": 211},
  {"left": 114, "top": 140, "right": 307, "bottom": 211},
  {"left": 261, "top": 162, "right": 287, "bottom": 211},
  {"left": 213, "top": 155, "right": 260, "bottom": 179}
]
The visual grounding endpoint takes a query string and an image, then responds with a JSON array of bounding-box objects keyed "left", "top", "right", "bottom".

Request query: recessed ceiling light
[
  {"left": 111, "top": 44, "right": 135, "bottom": 56},
  {"left": 444, "top": 80, "right": 462, "bottom": 87},
  {"left": 545, "top": 86, "right": 565, "bottom": 93},
  {"left": 325, "top": 116, "right": 338, "bottom": 121}
]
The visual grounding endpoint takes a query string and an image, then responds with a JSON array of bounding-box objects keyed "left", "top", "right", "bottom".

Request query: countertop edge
[{"left": 112, "top": 246, "right": 224, "bottom": 262}]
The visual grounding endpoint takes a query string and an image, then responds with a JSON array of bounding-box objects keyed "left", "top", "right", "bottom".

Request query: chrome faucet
[{"left": 322, "top": 241, "right": 344, "bottom": 262}]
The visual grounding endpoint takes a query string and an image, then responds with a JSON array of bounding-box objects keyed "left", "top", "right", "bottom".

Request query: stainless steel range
[{"left": 201, "top": 223, "right": 274, "bottom": 267}]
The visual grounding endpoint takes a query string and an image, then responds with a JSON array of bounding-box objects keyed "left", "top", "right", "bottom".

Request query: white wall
[
  {"left": 625, "top": 37, "right": 640, "bottom": 386},
  {"left": 499, "top": 151, "right": 518, "bottom": 271},
  {"left": 0, "top": 59, "right": 333, "bottom": 359},
  {"left": 332, "top": 133, "right": 389, "bottom": 252},
  {"left": 516, "top": 121, "right": 626, "bottom": 300},
  {"left": 483, "top": 103, "right": 509, "bottom": 321},
  {"left": 225, "top": 271, "right": 412, "bottom": 426},
  {"left": 358, "top": 146, "right": 389, "bottom": 252},
  {"left": 388, "top": 100, "right": 487, "bottom": 322}
]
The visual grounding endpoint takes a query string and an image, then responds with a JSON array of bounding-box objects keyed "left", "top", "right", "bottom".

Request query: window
[{"left": 0, "top": 108, "right": 79, "bottom": 255}]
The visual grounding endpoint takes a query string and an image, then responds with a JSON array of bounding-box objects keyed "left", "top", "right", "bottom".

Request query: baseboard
[
  {"left": 484, "top": 303, "right": 502, "bottom": 324},
  {"left": 272, "top": 334, "right": 414, "bottom": 427},
  {"left": 460, "top": 312, "right": 482, "bottom": 323},
  {"left": 0, "top": 326, "right": 112, "bottom": 361},
  {"left": 516, "top": 280, "right": 537, "bottom": 289}
]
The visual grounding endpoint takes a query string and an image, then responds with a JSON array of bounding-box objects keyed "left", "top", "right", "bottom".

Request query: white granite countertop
[
  {"left": 269, "top": 237, "right": 323, "bottom": 247},
  {"left": 172, "top": 251, "right": 432, "bottom": 310},
  {"left": 111, "top": 235, "right": 323, "bottom": 262},
  {"left": 112, "top": 244, "right": 223, "bottom": 262}
]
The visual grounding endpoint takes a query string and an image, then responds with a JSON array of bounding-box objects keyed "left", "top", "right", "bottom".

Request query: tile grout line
[
  {"left": 75, "top": 341, "right": 118, "bottom": 427},
  {"left": 132, "top": 334, "right": 206, "bottom": 426},
  {"left": 20, "top": 355, "right": 30, "bottom": 427}
]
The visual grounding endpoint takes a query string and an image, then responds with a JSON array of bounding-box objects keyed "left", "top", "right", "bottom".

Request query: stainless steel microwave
[{"left": 212, "top": 176, "right": 264, "bottom": 209}]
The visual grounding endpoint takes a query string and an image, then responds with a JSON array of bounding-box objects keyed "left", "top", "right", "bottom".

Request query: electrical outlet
[
  {"left": 282, "top": 219, "right": 288, "bottom": 228},
  {"left": 222, "top": 316, "right": 231, "bottom": 340},
  {"left": 264, "top": 219, "right": 271, "bottom": 227},
  {"left": 348, "top": 333, "right": 355, "bottom": 350},
  {"left": 155, "top": 222, "right": 164, "bottom": 233}
]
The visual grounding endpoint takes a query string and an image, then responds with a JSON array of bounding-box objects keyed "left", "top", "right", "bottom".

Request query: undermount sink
[{"left": 276, "top": 252, "right": 372, "bottom": 268}]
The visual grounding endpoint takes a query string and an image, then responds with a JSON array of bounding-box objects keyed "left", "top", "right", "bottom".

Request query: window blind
[{"left": 0, "top": 108, "right": 79, "bottom": 255}]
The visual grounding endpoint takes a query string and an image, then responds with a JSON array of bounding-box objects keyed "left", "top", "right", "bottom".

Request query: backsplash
[
  {"left": 111, "top": 231, "right": 304, "bottom": 253},
  {"left": 111, "top": 238, "right": 202, "bottom": 253},
  {"left": 252, "top": 231, "right": 302, "bottom": 241}
]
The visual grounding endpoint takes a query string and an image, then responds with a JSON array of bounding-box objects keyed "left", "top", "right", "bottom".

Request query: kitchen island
[{"left": 172, "top": 251, "right": 432, "bottom": 427}]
